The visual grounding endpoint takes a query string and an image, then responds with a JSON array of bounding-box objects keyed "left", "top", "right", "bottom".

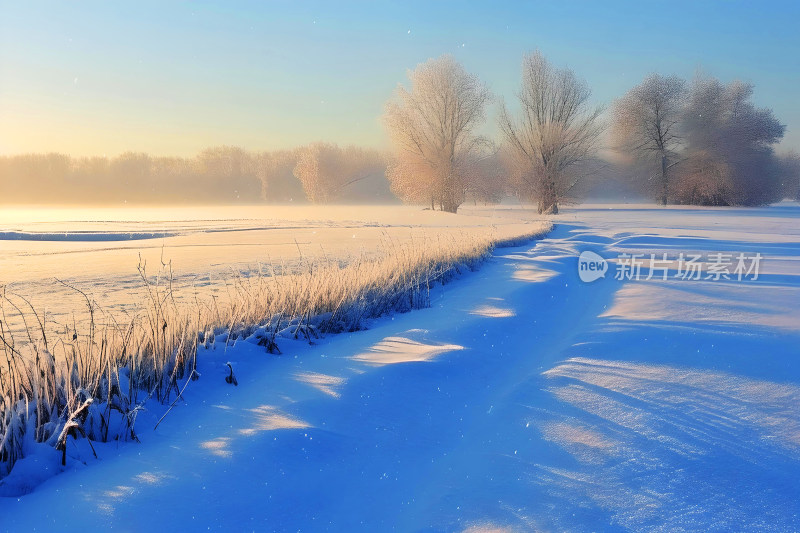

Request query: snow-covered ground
[
  {"left": 2, "top": 203, "right": 799, "bottom": 531},
  {"left": 0, "top": 205, "right": 541, "bottom": 339}
]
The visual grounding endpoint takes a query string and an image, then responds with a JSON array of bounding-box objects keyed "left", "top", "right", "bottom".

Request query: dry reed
[{"left": 0, "top": 223, "right": 549, "bottom": 478}]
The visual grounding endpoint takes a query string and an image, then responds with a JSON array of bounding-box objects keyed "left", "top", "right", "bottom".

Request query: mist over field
[{"left": 1, "top": 2, "right": 799, "bottom": 531}]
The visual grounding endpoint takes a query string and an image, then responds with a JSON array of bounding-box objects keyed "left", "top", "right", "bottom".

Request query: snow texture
[{"left": 1, "top": 203, "right": 799, "bottom": 531}]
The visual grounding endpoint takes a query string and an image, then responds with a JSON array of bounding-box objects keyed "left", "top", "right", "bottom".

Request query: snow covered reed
[{"left": 0, "top": 223, "right": 549, "bottom": 479}]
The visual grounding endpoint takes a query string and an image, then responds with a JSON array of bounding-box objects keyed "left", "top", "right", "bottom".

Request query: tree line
[
  {"left": 383, "top": 52, "right": 797, "bottom": 213},
  {"left": 1, "top": 51, "right": 798, "bottom": 209},
  {"left": 0, "top": 144, "right": 393, "bottom": 205}
]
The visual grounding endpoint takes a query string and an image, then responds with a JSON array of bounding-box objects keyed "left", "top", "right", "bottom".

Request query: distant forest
[
  {"left": 0, "top": 144, "right": 395, "bottom": 205},
  {"left": 1, "top": 140, "right": 796, "bottom": 208},
  {"left": 3, "top": 53, "right": 800, "bottom": 209}
]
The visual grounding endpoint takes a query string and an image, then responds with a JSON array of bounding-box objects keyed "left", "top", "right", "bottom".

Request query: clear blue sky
[{"left": 1, "top": 0, "right": 798, "bottom": 156}]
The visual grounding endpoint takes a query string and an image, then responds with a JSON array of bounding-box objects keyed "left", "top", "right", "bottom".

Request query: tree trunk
[
  {"left": 537, "top": 200, "right": 558, "bottom": 215},
  {"left": 442, "top": 200, "right": 459, "bottom": 213},
  {"left": 537, "top": 179, "right": 558, "bottom": 214},
  {"left": 660, "top": 154, "right": 668, "bottom": 206}
]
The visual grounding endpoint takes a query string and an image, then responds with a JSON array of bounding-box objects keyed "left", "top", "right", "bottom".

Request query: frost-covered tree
[
  {"left": 293, "top": 143, "right": 385, "bottom": 204},
  {"left": 384, "top": 55, "right": 491, "bottom": 213},
  {"left": 253, "top": 149, "right": 305, "bottom": 203},
  {"left": 197, "top": 146, "right": 251, "bottom": 178},
  {"left": 679, "top": 76, "right": 785, "bottom": 205},
  {"left": 195, "top": 146, "right": 260, "bottom": 202},
  {"left": 499, "top": 51, "right": 603, "bottom": 214},
  {"left": 385, "top": 155, "right": 437, "bottom": 208},
  {"left": 463, "top": 150, "right": 506, "bottom": 205},
  {"left": 612, "top": 74, "right": 685, "bottom": 205},
  {"left": 776, "top": 151, "right": 800, "bottom": 200}
]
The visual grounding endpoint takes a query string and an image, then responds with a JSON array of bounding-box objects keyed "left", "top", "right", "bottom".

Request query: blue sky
[{"left": 1, "top": 0, "right": 798, "bottom": 156}]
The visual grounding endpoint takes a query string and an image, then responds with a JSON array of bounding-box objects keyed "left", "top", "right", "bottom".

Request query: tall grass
[{"left": 0, "top": 223, "right": 550, "bottom": 479}]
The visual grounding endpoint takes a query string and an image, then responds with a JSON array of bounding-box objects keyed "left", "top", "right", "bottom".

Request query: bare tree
[
  {"left": 293, "top": 143, "right": 385, "bottom": 204},
  {"left": 612, "top": 74, "right": 685, "bottom": 205},
  {"left": 499, "top": 50, "right": 603, "bottom": 214},
  {"left": 383, "top": 55, "right": 491, "bottom": 213}
]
